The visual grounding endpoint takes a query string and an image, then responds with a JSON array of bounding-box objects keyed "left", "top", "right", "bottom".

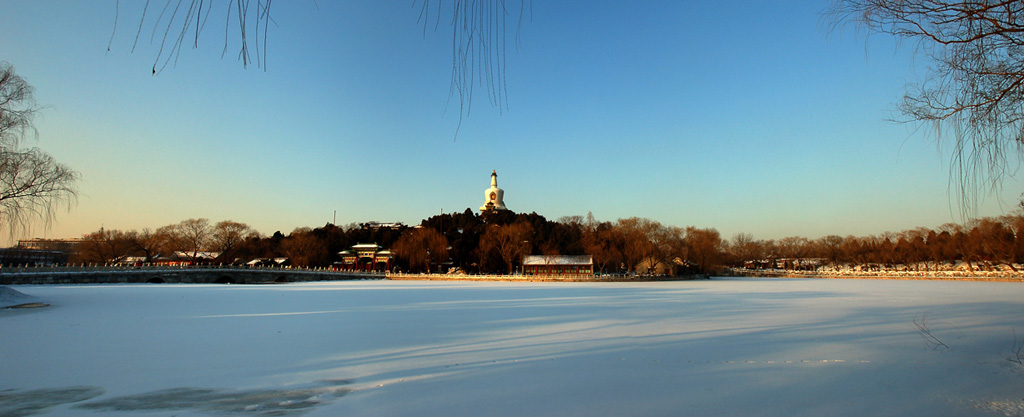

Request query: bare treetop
[
  {"left": 0, "top": 62, "right": 37, "bottom": 148},
  {"left": 0, "top": 63, "right": 78, "bottom": 237}
]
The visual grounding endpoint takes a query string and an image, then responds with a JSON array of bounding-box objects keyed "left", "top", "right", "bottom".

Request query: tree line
[
  {"left": 70, "top": 209, "right": 1024, "bottom": 275},
  {"left": 70, "top": 209, "right": 723, "bottom": 275},
  {"left": 726, "top": 213, "right": 1024, "bottom": 273}
]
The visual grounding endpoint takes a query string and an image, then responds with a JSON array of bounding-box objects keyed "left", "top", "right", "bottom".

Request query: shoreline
[
  {"left": 385, "top": 273, "right": 710, "bottom": 282},
  {"left": 728, "top": 270, "right": 1024, "bottom": 282},
  {"left": 387, "top": 271, "right": 1024, "bottom": 283}
]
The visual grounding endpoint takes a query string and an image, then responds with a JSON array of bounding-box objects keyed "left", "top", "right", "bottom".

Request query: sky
[{"left": 0, "top": 0, "right": 1021, "bottom": 245}]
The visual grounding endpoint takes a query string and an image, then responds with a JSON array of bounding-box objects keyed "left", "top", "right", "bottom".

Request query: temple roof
[{"left": 351, "top": 243, "right": 382, "bottom": 251}]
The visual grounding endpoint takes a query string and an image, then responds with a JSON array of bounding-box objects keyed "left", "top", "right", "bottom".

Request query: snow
[
  {"left": 0, "top": 286, "right": 37, "bottom": 308},
  {"left": 2, "top": 278, "right": 1024, "bottom": 416}
]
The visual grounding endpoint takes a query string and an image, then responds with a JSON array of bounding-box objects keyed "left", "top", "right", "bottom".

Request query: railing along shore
[{"left": 0, "top": 264, "right": 386, "bottom": 285}]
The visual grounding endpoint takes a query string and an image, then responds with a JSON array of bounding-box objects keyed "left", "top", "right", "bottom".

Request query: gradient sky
[{"left": 1, "top": 1, "right": 1021, "bottom": 245}]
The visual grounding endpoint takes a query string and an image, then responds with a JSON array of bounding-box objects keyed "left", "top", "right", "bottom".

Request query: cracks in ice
[
  {"left": 0, "top": 380, "right": 354, "bottom": 417},
  {"left": 75, "top": 379, "right": 354, "bottom": 416},
  {"left": 0, "top": 386, "right": 103, "bottom": 417}
]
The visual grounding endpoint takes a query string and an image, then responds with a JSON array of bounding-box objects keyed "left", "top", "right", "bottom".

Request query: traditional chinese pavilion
[{"left": 337, "top": 243, "right": 393, "bottom": 272}]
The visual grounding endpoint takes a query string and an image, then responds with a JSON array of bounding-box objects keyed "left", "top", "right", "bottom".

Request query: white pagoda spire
[{"left": 480, "top": 170, "right": 508, "bottom": 212}]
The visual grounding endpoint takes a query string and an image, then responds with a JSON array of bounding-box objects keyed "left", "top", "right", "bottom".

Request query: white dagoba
[{"left": 480, "top": 170, "right": 508, "bottom": 212}]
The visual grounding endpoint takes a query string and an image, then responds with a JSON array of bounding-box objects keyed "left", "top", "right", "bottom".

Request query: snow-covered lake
[{"left": 2, "top": 278, "right": 1024, "bottom": 416}]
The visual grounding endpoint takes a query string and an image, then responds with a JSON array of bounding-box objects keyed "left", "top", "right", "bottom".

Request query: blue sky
[{"left": 1, "top": 1, "right": 1020, "bottom": 244}]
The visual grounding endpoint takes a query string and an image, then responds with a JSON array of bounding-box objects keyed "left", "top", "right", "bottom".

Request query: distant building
[
  {"left": 337, "top": 243, "right": 393, "bottom": 272},
  {"left": 17, "top": 238, "right": 81, "bottom": 252},
  {"left": 362, "top": 222, "right": 405, "bottom": 230},
  {"left": 150, "top": 251, "right": 221, "bottom": 266},
  {"left": 246, "top": 258, "right": 290, "bottom": 268},
  {"left": 0, "top": 248, "right": 68, "bottom": 266},
  {"left": 0, "top": 238, "right": 80, "bottom": 266},
  {"left": 523, "top": 255, "right": 593, "bottom": 276},
  {"left": 479, "top": 170, "right": 509, "bottom": 213}
]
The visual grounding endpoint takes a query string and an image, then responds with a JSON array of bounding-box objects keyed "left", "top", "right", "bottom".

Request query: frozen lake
[{"left": 2, "top": 278, "right": 1024, "bottom": 416}]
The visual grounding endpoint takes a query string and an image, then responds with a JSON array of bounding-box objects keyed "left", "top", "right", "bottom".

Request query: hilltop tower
[{"left": 479, "top": 170, "right": 508, "bottom": 213}]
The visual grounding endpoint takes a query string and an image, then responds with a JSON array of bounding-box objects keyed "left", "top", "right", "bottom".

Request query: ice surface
[{"left": 1, "top": 278, "right": 1023, "bottom": 416}]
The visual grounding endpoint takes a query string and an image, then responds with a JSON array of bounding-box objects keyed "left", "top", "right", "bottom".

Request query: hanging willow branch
[
  {"left": 418, "top": 0, "right": 530, "bottom": 138},
  {"left": 115, "top": 1, "right": 529, "bottom": 138},
  {"left": 0, "top": 62, "right": 79, "bottom": 237},
  {"left": 826, "top": 0, "right": 1024, "bottom": 219},
  {"left": 114, "top": 0, "right": 274, "bottom": 73},
  {"left": 0, "top": 148, "right": 79, "bottom": 237}
]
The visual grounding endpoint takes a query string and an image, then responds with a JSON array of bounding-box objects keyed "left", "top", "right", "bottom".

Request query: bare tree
[
  {"left": 393, "top": 227, "right": 449, "bottom": 273},
  {"left": 0, "top": 62, "right": 37, "bottom": 147},
  {"left": 281, "top": 227, "right": 327, "bottom": 267},
  {"left": 582, "top": 220, "right": 623, "bottom": 274},
  {"left": 211, "top": 220, "right": 258, "bottom": 254},
  {"left": 179, "top": 218, "right": 213, "bottom": 260},
  {"left": 0, "top": 62, "right": 78, "bottom": 236},
  {"left": 75, "top": 228, "right": 134, "bottom": 264},
  {"left": 662, "top": 225, "right": 689, "bottom": 275},
  {"left": 685, "top": 227, "right": 724, "bottom": 274},
  {"left": 762, "top": 239, "right": 779, "bottom": 268},
  {"left": 828, "top": 0, "right": 1024, "bottom": 215},
  {"left": 730, "top": 232, "right": 762, "bottom": 265},
  {"left": 940, "top": 222, "right": 978, "bottom": 270},
  {"left": 1001, "top": 211, "right": 1024, "bottom": 264},
  {"left": 479, "top": 221, "right": 533, "bottom": 274},
  {"left": 777, "top": 236, "right": 810, "bottom": 259},
  {"left": 157, "top": 218, "right": 213, "bottom": 261},
  {"left": 124, "top": 228, "right": 166, "bottom": 263},
  {"left": 926, "top": 229, "right": 956, "bottom": 268},
  {"left": 818, "top": 235, "right": 845, "bottom": 268},
  {"left": 616, "top": 217, "right": 661, "bottom": 274},
  {"left": 0, "top": 148, "right": 79, "bottom": 236},
  {"left": 558, "top": 215, "right": 584, "bottom": 227}
]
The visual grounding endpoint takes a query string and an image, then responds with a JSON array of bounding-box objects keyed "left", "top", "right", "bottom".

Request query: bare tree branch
[
  {"left": 117, "top": 1, "right": 528, "bottom": 138},
  {"left": 0, "top": 148, "right": 78, "bottom": 237},
  {"left": 0, "top": 62, "right": 38, "bottom": 148},
  {"left": 0, "top": 62, "right": 78, "bottom": 237},
  {"left": 827, "top": 0, "right": 1024, "bottom": 218}
]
